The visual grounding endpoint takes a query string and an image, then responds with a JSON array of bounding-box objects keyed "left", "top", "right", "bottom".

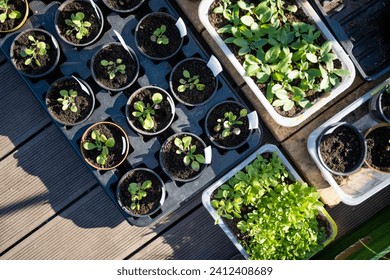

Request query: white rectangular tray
[
  {"left": 307, "top": 78, "right": 390, "bottom": 205},
  {"left": 199, "top": 0, "right": 356, "bottom": 127}
]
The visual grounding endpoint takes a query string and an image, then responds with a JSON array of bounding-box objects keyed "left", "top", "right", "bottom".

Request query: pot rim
[{"left": 102, "top": 0, "right": 146, "bottom": 13}]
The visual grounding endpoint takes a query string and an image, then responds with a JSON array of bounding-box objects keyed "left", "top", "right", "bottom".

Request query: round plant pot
[
  {"left": 46, "top": 76, "right": 95, "bottom": 126},
  {"left": 369, "top": 86, "right": 390, "bottom": 123},
  {"left": 0, "top": 0, "right": 29, "bottom": 33},
  {"left": 170, "top": 57, "right": 218, "bottom": 106},
  {"left": 80, "top": 121, "right": 130, "bottom": 170},
  {"left": 317, "top": 122, "right": 367, "bottom": 176},
  {"left": 160, "top": 132, "right": 208, "bottom": 182},
  {"left": 116, "top": 168, "right": 166, "bottom": 217},
  {"left": 55, "top": 0, "right": 104, "bottom": 47},
  {"left": 10, "top": 28, "right": 60, "bottom": 78},
  {"left": 102, "top": 0, "right": 145, "bottom": 13},
  {"left": 91, "top": 42, "right": 139, "bottom": 92},
  {"left": 364, "top": 123, "right": 390, "bottom": 173},
  {"left": 126, "top": 85, "right": 175, "bottom": 136},
  {"left": 135, "top": 12, "right": 184, "bottom": 60},
  {"left": 205, "top": 101, "right": 252, "bottom": 150}
]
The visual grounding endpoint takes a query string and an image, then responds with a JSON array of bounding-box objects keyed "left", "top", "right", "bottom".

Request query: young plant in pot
[
  {"left": 102, "top": 0, "right": 145, "bottom": 13},
  {"left": 170, "top": 57, "right": 218, "bottom": 106},
  {"left": 125, "top": 85, "right": 175, "bottom": 136},
  {"left": 10, "top": 28, "right": 60, "bottom": 78},
  {"left": 0, "top": 0, "right": 29, "bottom": 33},
  {"left": 91, "top": 42, "right": 139, "bottom": 92},
  {"left": 116, "top": 168, "right": 166, "bottom": 217},
  {"left": 365, "top": 123, "right": 390, "bottom": 173},
  {"left": 205, "top": 101, "right": 253, "bottom": 149},
  {"left": 160, "top": 132, "right": 209, "bottom": 182},
  {"left": 46, "top": 76, "right": 95, "bottom": 126},
  {"left": 369, "top": 85, "right": 390, "bottom": 123},
  {"left": 81, "top": 121, "right": 130, "bottom": 170},
  {"left": 55, "top": 0, "right": 104, "bottom": 47},
  {"left": 135, "top": 11, "right": 186, "bottom": 60},
  {"left": 318, "top": 122, "right": 367, "bottom": 176}
]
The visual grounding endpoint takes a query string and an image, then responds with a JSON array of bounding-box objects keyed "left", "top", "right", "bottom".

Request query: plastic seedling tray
[
  {"left": 198, "top": 0, "right": 356, "bottom": 127},
  {"left": 308, "top": 78, "right": 390, "bottom": 206},
  {"left": 310, "top": 0, "right": 390, "bottom": 80},
  {"left": 202, "top": 144, "right": 338, "bottom": 259},
  {"left": 0, "top": 0, "right": 263, "bottom": 227}
]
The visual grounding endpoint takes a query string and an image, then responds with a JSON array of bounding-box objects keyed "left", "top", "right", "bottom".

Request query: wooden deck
[{"left": 1, "top": 0, "right": 390, "bottom": 260}]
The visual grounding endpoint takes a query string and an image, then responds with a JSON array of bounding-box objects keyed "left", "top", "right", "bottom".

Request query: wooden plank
[
  {"left": 129, "top": 206, "right": 241, "bottom": 260},
  {"left": 174, "top": 0, "right": 205, "bottom": 33},
  {"left": 0, "top": 63, "right": 50, "bottom": 158},
  {"left": 281, "top": 73, "right": 390, "bottom": 206},
  {"left": 0, "top": 125, "right": 97, "bottom": 254}
]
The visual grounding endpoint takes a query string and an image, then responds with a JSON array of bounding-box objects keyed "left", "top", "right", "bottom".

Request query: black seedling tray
[
  {"left": 0, "top": 0, "right": 263, "bottom": 227},
  {"left": 310, "top": 0, "right": 390, "bottom": 80}
]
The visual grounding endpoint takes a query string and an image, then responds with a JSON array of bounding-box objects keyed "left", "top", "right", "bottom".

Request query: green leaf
[
  {"left": 233, "top": 37, "right": 248, "bottom": 48},
  {"left": 83, "top": 142, "right": 96, "bottom": 150},
  {"left": 191, "top": 161, "right": 200, "bottom": 171},
  {"left": 100, "top": 60, "right": 109, "bottom": 66},
  {"left": 177, "top": 85, "right": 187, "bottom": 92},
  {"left": 152, "top": 93, "right": 163, "bottom": 104},
  {"left": 306, "top": 53, "right": 318, "bottom": 63},
  {"left": 183, "top": 155, "right": 191, "bottom": 166},
  {"left": 143, "top": 117, "right": 154, "bottom": 130},
  {"left": 195, "top": 154, "right": 205, "bottom": 164},
  {"left": 183, "top": 70, "right": 190, "bottom": 78},
  {"left": 96, "top": 155, "right": 106, "bottom": 165},
  {"left": 333, "top": 69, "right": 350, "bottom": 77},
  {"left": 134, "top": 101, "right": 145, "bottom": 112},
  {"left": 174, "top": 137, "right": 183, "bottom": 149},
  {"left": 70, "top": 105, "right": 77, "bottom": 113},
  {"left": 265, "top": 45, "right": 281, "bottom": 63},
  {"left": 105, "top": 138, "right": 115, "bottom": 148},
  {"left": 182, "top": 136, "right": 192, "bottom": 148},
  {"left": 142, "top": 180, "right": 152, "bottom": 190},
  {"left": 320, "top": 41, "right": 332, "bottom": 56},
  {"left": 0, "top": 13, "right": 7, "bottom": 23},
  {"left": 240, "top": 15, "right": 254, "bottom": 27},
  {"left": 240, "top": 109, "right": 248, "bottom": 117},
  {"left": 24, "top": 58, "right": 32, "bottom": 65}
]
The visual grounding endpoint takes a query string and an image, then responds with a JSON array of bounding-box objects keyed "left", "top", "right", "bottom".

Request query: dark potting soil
[
  {"left": 381, "top": 90, "right": 390, "bottom": 120},
  {"left": 206, "top": 102, "right": 250, "bottom": 148},
  {"left": 56, "top": 0, "right": 102, "bottom": 45},
  {"left": 118, "top": 169, "right": 163, "bottom": 216},
  {"left": 208, "top": 0, "right": 342, "bottom": 118},
  {"left": 82, "top": 123, "right": 127, "bottom": 169},
  {"left": 127, "top": 87, "right": 174, "bottom": 133},
  {"left": 136, "top": 12, "right": 182, "bottom": 59},
  {"left": 92, "top": 44, "right": 137, "bottom": 90},
  {"left": 11, "top": 30, "right": 58, "bottom": 76},
  {"left": 171, "top": 59, "right": 216, "bottom": 105},
  {"left": 319, "top": 125, "right": 364, "bottom": 173},
  {"left": 47, "top": 78, "right": 94, "bottom": 125},
  {"left": 161, "top": 134, "right": 206, "bottom": 180},
  {"left": 365, "top": 126, "right": 390, "bottom": 172},
  {"left": 0, "top": 0, "right": 27, "bottom": 31},
  {"left": 104, "top": 0, "right": 144, "bottom": 11}
]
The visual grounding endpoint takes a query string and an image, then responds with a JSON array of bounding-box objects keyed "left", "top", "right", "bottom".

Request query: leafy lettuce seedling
[
  {"left": 177, "top": 70, "right": 205, "bottom": 92},
  {"left": 0, "top": 0, "right": 21, "bottom": 23},
  {"left": 65, "top": 12, "right": 91, "bottom": 40},
  {"left": 100, "top": 58, "right": 126, "bottom": 80},
  {"left": 132, "top": 92, "right": 163, "bottom": 131},
  {"left": 214, "top": 108, "right": 247, "bottom": 138},
  {"left": 174, "top": 136, "right": 205, "bottom": 171},
  {"left": 128, "top": 180, "right": 152, "bottom": 211},
  {"left": 150, "top": 24, "right": 169, "bottom": 45},
  {"left": 57, "top": 89, "right": 78, "bottom": 112},
  {"left": 20, "top": 35, "right": 49, "bottom": 67},
  {"left": 83, "top": 130, "right": 115, "bottom": 166}
]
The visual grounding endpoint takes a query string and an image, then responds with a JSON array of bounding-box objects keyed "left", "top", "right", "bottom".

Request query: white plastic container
[
  {"left": 307, "top": 78, "right": 390, "bottom": 205},
  {"left": 202, "top": 144, "right": 337, "bottom": 259},
  {"left": 198, "top": 0, "right": 356, "bottom": 127}
]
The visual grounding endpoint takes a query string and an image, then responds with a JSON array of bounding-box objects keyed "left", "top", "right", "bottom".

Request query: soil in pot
[
  {"left": 365, "top": 125, "right": 390, "bottom": 172},
  {"left": 0, "top": 0, "right": 27, "bottom": 32},
  {"left": 127, "top": 87, "right": 174, "bottom": 134},
  {"left": 161, "top": 134, "right": 206, "bottom": 180},
  {"left": 46, "top": 77, "right": 94, "bottom": 125},
  {"left": 171, "top": 58, "right": 217, "bottom": 105},
  {"left": 104, "top": 0, "right": 144, "bottom": 12},
  {"left": 136, "top": 12, "right": 182, "bottom": 59},
  {"left": 206, "top": 102, "right": 250, "bottom": 148},
  {"left": 118, "top": 169, "right": 163, "bottom": 216},
  {"left": 92, "top": 44, "right": 138, "bottom": 90},
  {"left": 319, "top": 124, "right": 365, "bottom": 174},
  {"left": 56, "top": 0, "right": 102, "bottom": 45},
  {"left": 11, "top": 29, "right": 59, "bottom": 76},
  {"left": 82, "top": 123, "right": 128, "bottom": 169}
]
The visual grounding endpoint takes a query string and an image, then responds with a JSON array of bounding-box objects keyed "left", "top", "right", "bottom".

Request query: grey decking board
[
  {"left": 0, "top": 63, "right": 50, "bottom": 158},
  {"left": 0, "top": 125, "right": 97, "bottom": 254}
]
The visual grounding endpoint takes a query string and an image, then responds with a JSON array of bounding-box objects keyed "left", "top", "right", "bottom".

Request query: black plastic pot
[
  {"left": 317, "top": 122, "right": 367, "bottom": 176},
  {"left": 102, "top": 0, "right": 146, "bottom": 13},
  {"left": 54, "top": 0, "right": 104, "bottom": 47},
  {"left": 116, "top": 168, "right": 166, "bottom": 217},
  {"left": 369, "top": 86, "right": 390, "bottom": 123},
  {"left": 364, "top": 123, "right": 390, "bottom": 173},
  {"left": 10, "top": 28, "right": 60, "bottom": 78},
  {"left": 125, "top": 85, "right": 175, "bottom": 136},
  {"left": 0, "top": 0, "right": 29, "bottom": 33}
]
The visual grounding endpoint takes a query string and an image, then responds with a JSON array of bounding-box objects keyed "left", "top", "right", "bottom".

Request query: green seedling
[
  {"left": 65, "top": 12, "right": 91, "bottom": 40},
  {"left": 100, "top": 58, "right": 126, "bottom": 80},
  {"left": 128, "top": 180, "right": 152, "bottom": 211},
  {"left": 177, "top": 70, "right": 205, "bottom": 92},
  {"left": 0, "top": 0, "right": 21, "bottom": 23},
  {"left": 132, "top": 92, "right": 163, "bottom": 131},
  {"left": 386, "top": 86, "right": 390, "bottom": 94},
  {"left": 150, "top": 24, "right": 169, "bottom": 45},
  {"left": 174, "top": 136, "right": 205, "bottom": 172},
  {"left": 83, "top": 130, "right": 115, "bottom": 166},
  {"left": 57, "top": 89, "right": 78, "bottom": 112},
  {"left": 20, "top": 35, "right": 49, "bottom": 67},
  {"left": 214, "top": 108, "right": 248, "bottom": 138}
]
